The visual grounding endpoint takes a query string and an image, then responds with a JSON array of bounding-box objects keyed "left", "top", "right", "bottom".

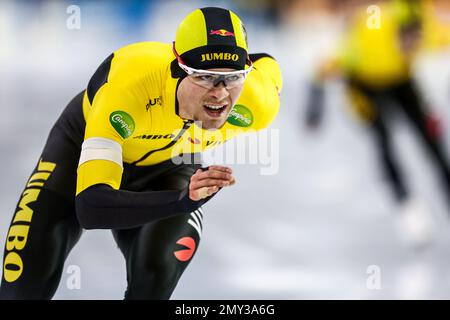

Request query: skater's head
[{"left": 173, "top": 7, "right": 252, "bottom": 130}]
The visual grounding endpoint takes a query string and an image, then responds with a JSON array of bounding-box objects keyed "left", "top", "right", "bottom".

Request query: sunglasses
[{"left": 173, "top": 42, "right": 253, "bottom": 89}]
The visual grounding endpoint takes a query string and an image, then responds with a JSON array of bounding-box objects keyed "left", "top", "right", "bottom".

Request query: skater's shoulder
[{"left": 235, "top": 53, "right": 282, "bottom": 131}]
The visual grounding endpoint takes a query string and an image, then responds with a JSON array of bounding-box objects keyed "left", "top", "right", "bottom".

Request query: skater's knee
[{"left": 126, "top": 263, "right": 181, "bottom": 299}]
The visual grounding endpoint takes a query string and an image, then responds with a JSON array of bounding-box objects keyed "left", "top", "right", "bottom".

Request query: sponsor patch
[
  {"left": 227, "top": 104, "right": 253, "bottom": 127},
  {"left": 110, "top": 111, "right": 135, "bottom": 139}
]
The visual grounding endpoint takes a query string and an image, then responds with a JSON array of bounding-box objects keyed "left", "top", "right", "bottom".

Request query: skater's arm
[
  {"left": 75, "top": 184, "right": 205, "bottom": 230},
  {"left": 75, "top": 165, "right": 234, "bottom": 230}
]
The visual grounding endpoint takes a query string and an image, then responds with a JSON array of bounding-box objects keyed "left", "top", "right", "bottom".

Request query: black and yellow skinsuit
[
  {"left": 0, "top": 8, "right": 282, "bottom": 299},
  {"left": 308, "top": 0, "right": 450, "bottom": 203}
]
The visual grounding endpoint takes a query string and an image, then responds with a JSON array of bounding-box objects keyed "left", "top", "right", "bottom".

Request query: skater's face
[{"left": 177, "top": 68, "right": 244, "bottom": 130}]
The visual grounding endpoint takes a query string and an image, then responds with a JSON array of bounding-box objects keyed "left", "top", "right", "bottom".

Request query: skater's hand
[{"left": 189, "top": 165, "right": 235, "bottom": 201}]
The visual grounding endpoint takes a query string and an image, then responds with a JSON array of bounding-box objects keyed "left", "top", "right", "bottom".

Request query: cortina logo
[
  {"left": 201, "top": 52, "right": 239, "bottom": 62},
  {"left": 210, "top": 29, "right": 235, "bottom": 37}
]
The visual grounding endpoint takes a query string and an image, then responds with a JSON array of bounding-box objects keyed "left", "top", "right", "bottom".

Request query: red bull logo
[{"left": 210, "top": 29, "right": 235, "bottom": 37}]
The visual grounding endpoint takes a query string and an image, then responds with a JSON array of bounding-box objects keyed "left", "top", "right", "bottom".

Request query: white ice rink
[{"left": 2, "top": 0, "right": 450, "bottom": 299}]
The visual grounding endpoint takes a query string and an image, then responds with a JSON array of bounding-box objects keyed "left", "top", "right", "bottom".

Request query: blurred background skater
[{"left": 303, "top": 0, "right": 450, "bottom": 249}]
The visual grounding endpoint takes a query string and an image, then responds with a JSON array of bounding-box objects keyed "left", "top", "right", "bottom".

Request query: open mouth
[{"left": 203, "top": 104, "right": 227, "bottom": 118}]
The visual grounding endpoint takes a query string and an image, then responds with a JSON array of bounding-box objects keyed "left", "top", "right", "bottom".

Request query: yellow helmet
[{"left": 174, "top": 7, "right": 249, "bottom": 70}]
